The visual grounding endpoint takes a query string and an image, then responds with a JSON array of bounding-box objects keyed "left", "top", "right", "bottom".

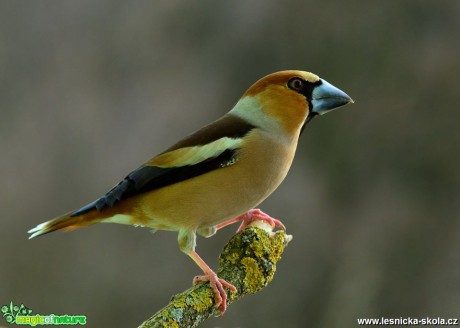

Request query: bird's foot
[
  {"left": 193, "top": 271, "right": 237, "bottom": 314},
  {"left": 216, "top": 208, "right": 286, "bottom": 233},
  {"left": 235, "top": 208, "right": 286, "bottom": 233}
]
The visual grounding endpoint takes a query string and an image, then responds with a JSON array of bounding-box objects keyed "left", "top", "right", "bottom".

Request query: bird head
[{"left": 231, "top": 70, "right": 353, "bottom": 137}]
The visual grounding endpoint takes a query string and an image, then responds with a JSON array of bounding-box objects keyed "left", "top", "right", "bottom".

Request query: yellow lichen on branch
[{"left": 138, "top": 221, "right": 292, "bottom": 328}]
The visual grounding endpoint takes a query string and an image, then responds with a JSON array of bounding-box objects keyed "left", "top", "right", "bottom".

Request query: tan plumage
[{"left": 28, "top": 70, "right": 353, "bottom": 314}]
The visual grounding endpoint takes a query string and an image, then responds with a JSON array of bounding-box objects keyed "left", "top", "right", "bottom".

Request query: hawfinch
[{"left": 29, "top": 70, "right": 353, "bottom": 314}]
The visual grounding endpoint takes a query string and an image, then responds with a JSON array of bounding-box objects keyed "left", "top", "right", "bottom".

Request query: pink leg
[
  {"left": 188, "top": 250, "right": 237, "bottom": 315},
  {"left": 217, "top": 208, "right": 286, "bottom": 233}
]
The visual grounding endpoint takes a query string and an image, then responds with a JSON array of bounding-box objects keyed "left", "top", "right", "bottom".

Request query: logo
[{"left": 1, "top": 302, "right": 86, "bottom": 326}]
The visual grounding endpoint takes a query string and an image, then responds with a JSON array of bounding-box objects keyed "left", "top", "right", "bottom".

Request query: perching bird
[{"left": 28, "top": 70, "right": 353, "bottom": 314}]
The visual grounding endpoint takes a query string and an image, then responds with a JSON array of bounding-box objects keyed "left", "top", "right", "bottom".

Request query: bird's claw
[
  {"left": 236, "top": 208, "right": 286, "bottom": 233},
  {"left": 193, "top": 272, "right": 237, "bottom": 314}
]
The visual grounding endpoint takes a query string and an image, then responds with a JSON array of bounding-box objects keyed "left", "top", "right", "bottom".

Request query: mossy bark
[{"left": 138, "top": 222, "right": 292, "bottom": 328}]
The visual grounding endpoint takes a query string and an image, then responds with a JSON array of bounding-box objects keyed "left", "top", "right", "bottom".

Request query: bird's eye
[{"left": 288, "top": 78, "right": 304, "bottom": 92}]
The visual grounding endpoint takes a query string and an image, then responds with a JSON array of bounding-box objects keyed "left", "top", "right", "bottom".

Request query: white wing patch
[{"left": 150, "top": 137, "right": 243, "bottom": 168}]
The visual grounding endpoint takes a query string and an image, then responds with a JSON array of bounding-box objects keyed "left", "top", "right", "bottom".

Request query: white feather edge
[{"left": 28, "top": 221, "right": 50, "bottom": 239}]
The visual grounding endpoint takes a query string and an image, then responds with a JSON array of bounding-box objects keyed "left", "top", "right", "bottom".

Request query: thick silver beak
[{"left": 311, "top": 79, "right": 354, "bottom": 115}]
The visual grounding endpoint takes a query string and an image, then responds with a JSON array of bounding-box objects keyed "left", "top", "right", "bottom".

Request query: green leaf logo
[{"left": 1, "top": 302, "right": 33, "bottom": 324}]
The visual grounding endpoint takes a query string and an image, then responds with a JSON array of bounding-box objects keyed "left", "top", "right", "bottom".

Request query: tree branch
[{"left": 137, "top": 221, "right": 292, "bottom": 328}]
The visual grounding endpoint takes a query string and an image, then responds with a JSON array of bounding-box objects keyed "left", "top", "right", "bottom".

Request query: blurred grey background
[{"left": 1, "top": 1, "right": 459, "bottom": 327}]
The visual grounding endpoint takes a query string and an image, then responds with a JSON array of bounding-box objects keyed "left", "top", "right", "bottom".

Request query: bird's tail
[{"left": 28, "top": 211, "right": 102, "bottom": 239}]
